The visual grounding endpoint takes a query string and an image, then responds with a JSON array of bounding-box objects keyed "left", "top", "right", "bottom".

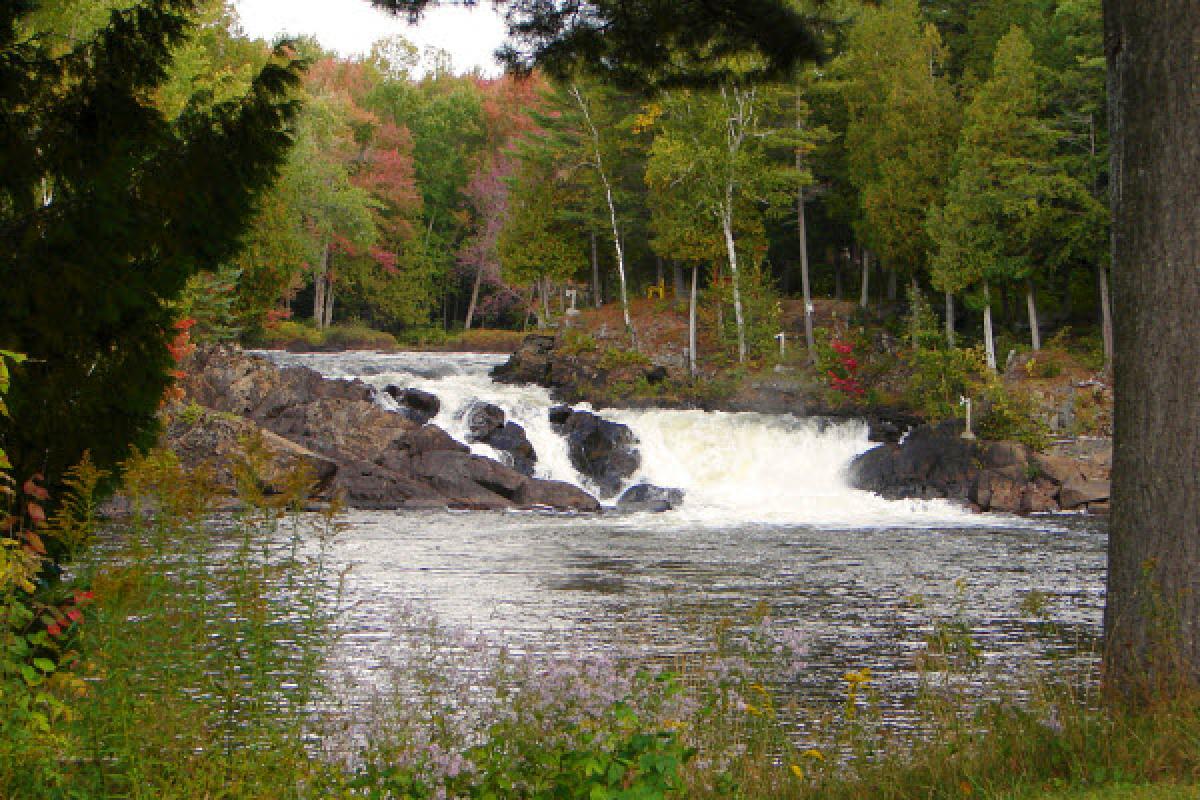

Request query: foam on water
[{"left": 256, "top": 350, "right": 1002, "bottom": 529}]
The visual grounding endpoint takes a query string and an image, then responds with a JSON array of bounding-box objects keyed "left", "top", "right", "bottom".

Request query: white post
[
  {"left": 775, "top": 332, "right": 787, "bottom": 358},
  {"left": 960, "top": 395, "right": 976, "bottom": 440}
]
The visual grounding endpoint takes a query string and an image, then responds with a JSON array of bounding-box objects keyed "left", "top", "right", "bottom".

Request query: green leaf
[{"left": 33, "top": 657, "right": 56, "bottom": 673}]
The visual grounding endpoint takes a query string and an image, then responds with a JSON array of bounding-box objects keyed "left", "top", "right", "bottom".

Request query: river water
[{"left": 255, "top": 350, "right": 1107, "bottom": 719}]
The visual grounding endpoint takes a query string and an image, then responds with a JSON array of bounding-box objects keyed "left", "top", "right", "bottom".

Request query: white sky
[{"left": 232, "top": 0, "right": 508, "bottom": 75}]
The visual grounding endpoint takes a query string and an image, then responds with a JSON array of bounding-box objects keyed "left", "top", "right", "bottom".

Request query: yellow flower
[
  {"left": 744, "top": 703, "right": 763, "bottom": 717},
  {"left": 802, "top": 748, "right": 826, "bottom": 762},
  {"left": 750, "top": 683, "right": 769, "bottom": 696},
  {"left": 843, "top": 667, "right": 873, "bottom": 686},
  {"left": 790, "top": 764, "right": 804, "bottom": 780}
]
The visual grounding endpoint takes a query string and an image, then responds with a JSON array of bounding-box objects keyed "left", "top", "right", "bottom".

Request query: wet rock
[
  {"left": 617, "top": 484, "right": 685, "bottom": 513},
  {"left": 466, "top": 402, "right": 506, "bottom": 440},
  {"left": 549, "top": 407, "right": 641, "bottom": 498},
  {"left": 480, "top": 421, "right": 538, "bottom": 476},
  {"left": 847, "top": 419, "right": 977, "bottom": 501},
  {"left": 385, "top": 386, "right": 441, "bottom": 425},
  {"left": 173, "top": 346, "right": 597, "bottom": 513}
]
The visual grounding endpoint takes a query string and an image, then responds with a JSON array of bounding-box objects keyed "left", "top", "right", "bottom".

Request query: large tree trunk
[
  {"left": 591, "top": 230, "right": 603, "bottom": 308},
  {"left": 1098, "top": 262, "right": 1115, "bottom": 371},
  {"left": 688, "top": 265, "right": 699, "bottom": 377},
  {"left": 655, "top": 255, "right": 665, "bottom": 291},
  {"left": 673, "top": 262, "right": 685, "bottom": 301},
  {"left": 1104, "top": 0, "right": 1200, "bottom": 695},
  {"left": 1026, "top": 279, "right": 1041, "bottom": 351},
  {"left": 945, "top": 291, "right": 956, "bottom": 348},
  {"left": 887, "top": 268, "right": 898, "bottom": 302},
  {"left": 982, "top": 281, "right": 997, "bottom": 371}
]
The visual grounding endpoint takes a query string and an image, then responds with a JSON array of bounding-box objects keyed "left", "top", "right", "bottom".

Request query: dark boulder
[
  {"left": 847, "top": 419, "right": 977, "bottom": 501},
  {"left": 479, "top": 421, "right": 538, "bottom": 476},
  {"left": 492, "top": 334, "right": 557, "bottom": 384},
  {"left": 385, "top": 386, "right": 441, "bottom": 425},
  {"left": 616, "top": 484, "right": 685, "bottom": 513},
  {"left": 550, "top": 407, "right": 641, "bottom": 497},
  {"left": 466, "top": 402, "right": 506, "bottom": 440}
]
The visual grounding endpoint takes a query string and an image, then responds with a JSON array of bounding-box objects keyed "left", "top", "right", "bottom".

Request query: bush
[{"left": 323, "top": 321, "right": 399, "bottom": 351}]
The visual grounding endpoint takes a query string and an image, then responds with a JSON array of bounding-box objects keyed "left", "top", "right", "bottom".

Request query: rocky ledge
[
  {"left": 847, "top": 419, "right": 1111, "bottom": 515},
  {"left": 166, "top": 348, "right": 599, "bottom": 512}
]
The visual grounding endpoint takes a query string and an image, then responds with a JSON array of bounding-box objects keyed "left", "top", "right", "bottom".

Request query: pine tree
[
  {"left": 930, "top": 27, "right": 1092, "bottom": 362},
  {"left": 0, "top": 0, "right": 302, "bottom": 489}
]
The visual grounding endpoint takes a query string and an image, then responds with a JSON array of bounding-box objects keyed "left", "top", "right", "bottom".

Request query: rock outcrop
[
  {"left": 384, "top": 386, "right": 441, "bottom": 425},
  {"left": 616, "top": 484, "right": 685, "bottom": 513},
  {"left": 548, "top": 406, "right": 641, "bottom": 497},
  {"left": 170, "top": 348, "right": 597, "bottom": 512},
  {"left": 847, "top": 419, "right": 1111, "bottom": 514}
]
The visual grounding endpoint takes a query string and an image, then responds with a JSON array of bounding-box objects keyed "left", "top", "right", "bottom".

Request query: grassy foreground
[{"left": 2, "top": 450, "right": 1197, "bottom": 799}]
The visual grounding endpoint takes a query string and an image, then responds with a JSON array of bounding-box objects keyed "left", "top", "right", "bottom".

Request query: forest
[{"left": 28, "top": 0, "right": 1109, "bottom": 372}]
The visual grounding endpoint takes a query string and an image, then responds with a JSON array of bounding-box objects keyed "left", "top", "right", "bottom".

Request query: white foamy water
[{"left": 255, "top": 350, "right": 1004, "bottom": 528}]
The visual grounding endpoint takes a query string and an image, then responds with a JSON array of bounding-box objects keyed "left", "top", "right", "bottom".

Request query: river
[{"left": 255, "top": 350, "right": 1106, "bottom": 724}]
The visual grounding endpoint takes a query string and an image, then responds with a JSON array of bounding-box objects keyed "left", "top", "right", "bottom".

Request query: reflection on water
[{"left": 323, "top": 508, "right": 1105, "bottom": 717}]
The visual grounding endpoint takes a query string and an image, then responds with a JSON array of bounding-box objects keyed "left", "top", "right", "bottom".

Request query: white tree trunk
[
  {"left": 945, "top": 291, "right": 956, "bottom": 348},
  {"left": 323, "top": 268, "right": 335, "bottom": 329},
  {"left": 689, "top": 265, "right": 699, "bottom": 378},
  {"left": 983, "top": 281, "right": 997, "bottom": 371},
  {"left": 722, "top": 209, "right": 748, "bottom": 363},
  {"left": 1026, "top": 280, "right": 1041, "bottom": 351},
  {"left": 796, "top": 105, "right": 816, "bottom": 364},
  {"left": 572, "top": 84, "right": 635, "bottom": 347}
]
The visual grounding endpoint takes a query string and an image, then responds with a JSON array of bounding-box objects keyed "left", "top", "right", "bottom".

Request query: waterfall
[{"left": 257, "top": 350, "right": 987, "bottom": 528}]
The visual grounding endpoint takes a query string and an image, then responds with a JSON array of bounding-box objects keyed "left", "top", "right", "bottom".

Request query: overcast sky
[{"left": 232, "top": 0, "right": 508, "bottom": 75}]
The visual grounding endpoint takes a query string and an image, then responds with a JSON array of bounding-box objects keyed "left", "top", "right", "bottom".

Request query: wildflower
[
  {"left": 790, "top": 764, "right": 804, "bottom": 779},
  {"left": 47, "top": 622, "right": 62, "bottom": 637},
  {"left": 66, "top": 608, "right": 83, "bottom": 623},
  {"left": 803, "top": 748, "right": 825, "bottom": 762}
]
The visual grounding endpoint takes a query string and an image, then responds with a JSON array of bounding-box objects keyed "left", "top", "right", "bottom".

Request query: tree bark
[
  {"left": 1104, "top": 0, "right": 1200, "bottom": 695},
  {"left": 655, "top": 254, "right": 665, "bottom": 290},
  {"left": 591, "top": 230, "right": 603, "bottom": 308},
  {"left": 323, "top": 276, "right": 335, "bottom": 329},
  {"left": 673, "top": 261, "right": 685, "bottom": 301},
  {"left": 887, "top": 268, "right": 898, "bottom": 302},
  {"left": 982, "top": 281, "right": 997, "bottom": 371},
  {"left": 945, "top": 291, "right": 956, "bottom": 348},
  {"left": 688, "top": 265, "right": 699, "bottom": 377},
  {"left": 1026, "top": 280, "right": 1041, "bottom": 351}
]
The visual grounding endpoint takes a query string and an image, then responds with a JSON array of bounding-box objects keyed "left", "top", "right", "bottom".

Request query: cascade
[{"left": 260, "top": 351, "right": 986, "bottom": 527}]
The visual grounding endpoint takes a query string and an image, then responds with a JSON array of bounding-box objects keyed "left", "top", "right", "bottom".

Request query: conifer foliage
[{"left": 0, "top": 0, "right": 303, "bottom": 488}]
